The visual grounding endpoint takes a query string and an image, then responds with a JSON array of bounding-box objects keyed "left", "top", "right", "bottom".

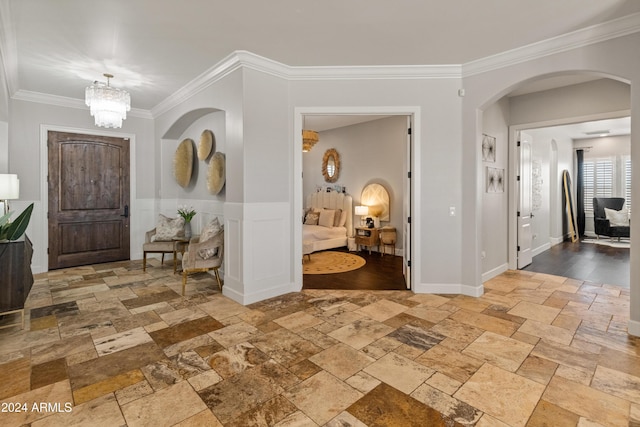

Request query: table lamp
[
  {"left": 0, "top": 174, "right": 20, "bottom": 216},
  {"left": 355, "top": 205, "right": 368, "bottom": 226}
]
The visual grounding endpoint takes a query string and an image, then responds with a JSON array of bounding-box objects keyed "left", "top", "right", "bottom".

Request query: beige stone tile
[
  {"left": 518, "top": 319, "right": 575, "bottom": 345},
  {"left": 542, "top": 376, "right": 629, "bottom": 427},
  {"left": 309, "top": 343, "right": 374, "bottom": 380},
  {"left": 531, "top": 339, "right": 598, "bottom": 374},
  {"left": 449, "top": 309, "right": 519, "bottom": 337},
  {"left": 454, "top": 363, "right": 545, "bottom": 427},
  {"left": 407, "top": 293, "right": 450, "bottom": 307},
  {"left": 325, "top": 411, "right": 367, "bottom": 427},
  {"left": 114, "top": 380, "right": 154, "bottom": 406},
  {"left": 273, "top": 411, "right": 319, "bottom": 427},
  {"left": 591, "top": 365, "right": 640, "bottom": 403},
  {"left": 411, "top": 383, "right": 483, "bottom": 425},
  {"left": 197, "top": 297, "right": 249, "bottom": 320},
  {"left": 526, "top": 399, "right": 580, "bottom": 427},
  {"left": 0, "top": 380, "right": 74, "bottom": 426},
  {"left": 355, "top": 299, "right": 408, "bottom": 321},
  {"left": 273, "top": 311, "right": 323, "bottom": 332},
  {"left": 32, "top": 393, "right": 125, "bottom": 427},
  {"left": 93, "top": 326, "right": 153, "bottom": 356},
  {"left": 173, "top": 409, "right": 223, "bottom": 427},
  {"left": 507, "top": 301, "right": 560, "bottom": 324},
  {"left": 475, "top": 414, "right": 511, "bottom": 427},
  {"left": 404, "top": 305, "right": 454, "bottom": 323},
  {"left": 187, "top": 369, "right": 223, "bottom": 391},
  {"left": 72, "top": 369, "right": 145, "bottom": 405},
  {"left": 555, "top": 364, "right": 593, "bottom": 385},
  {"left": 448, "top": 295, "right": 491, "bottom": 313},
  {"left": 121, "top": 380, "right": 207, "bottom": 427},
  {"left": 284, "top": 371, "right": 362, "bottom": 425},
  {"left": 462, "top": 331, "right": 533, "bottom": 372},
  {"left": 425, "top": 372, "right": 462, "bottom": 395},
  {"left": 345, "top": 371, "right": 381, "bottom": 394},
  {"left": 327, "top": 318, "right": 394, "bottom": 350},
  {"left": 415, "top": 344, "right": 483, "bottom": 383},
  {"left": 363, "top": 352, "right": 434, "bottom": 394},
  {"left": 207, "top": 321, "right": 261, "bottom": 348},
  {"left": 516, "top": 355, "right": 557, "bottom": 385}
]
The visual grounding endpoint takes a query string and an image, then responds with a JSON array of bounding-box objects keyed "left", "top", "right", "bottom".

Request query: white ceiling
[{"left": 2, "top": 0, "right": 640, "bottom": 111}]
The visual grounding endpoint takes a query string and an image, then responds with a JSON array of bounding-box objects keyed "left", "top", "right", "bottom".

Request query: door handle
[{"left": 121, "top": 205, "right": 129, "bottom": 218}]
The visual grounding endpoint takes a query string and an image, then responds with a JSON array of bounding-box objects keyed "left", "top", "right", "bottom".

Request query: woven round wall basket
[
  {"left": 208, "top": 152, "right": 226, "bottom": 195},
  {"left": 174, "top": 138, "right": 194, "bottom": 188},
  {"left": 198, "top": 129, "right": 214, "bottom": 161}
]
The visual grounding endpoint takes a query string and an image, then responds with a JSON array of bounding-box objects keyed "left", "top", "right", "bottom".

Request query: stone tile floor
[{"left": 0, "top": 260, "right": 639, "bottom": 426}]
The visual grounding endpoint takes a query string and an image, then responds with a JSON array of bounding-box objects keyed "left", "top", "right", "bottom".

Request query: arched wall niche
[{"left": 162, "top": 107, "right": 223, "bottom": 140}]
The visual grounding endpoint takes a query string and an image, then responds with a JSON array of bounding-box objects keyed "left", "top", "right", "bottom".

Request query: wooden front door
[{"left": 48, "top": 131, "right": 130, "bottom": 269}]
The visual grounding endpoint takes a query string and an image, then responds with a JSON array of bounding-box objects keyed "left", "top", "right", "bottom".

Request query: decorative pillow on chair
[
  {"left": 319, "top": 209, "right": 335, "bottom": 228},
  {"left": 200, "top": 218, "right": 222, "bottom": 243},
  {"left": 605, "top": 207, "right": 629, "bottom": 227},
  {"left": 198, "top": 228, "right": 223, "bottom": 259},
  {"left": 151, "top": 214, "right": 184, "bottom": 241}
]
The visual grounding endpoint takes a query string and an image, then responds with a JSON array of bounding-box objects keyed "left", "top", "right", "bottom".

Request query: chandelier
[
  {"left": 85, "top": 73, "right": 131, "bottom": 128},
  {"left": 302, "top": 130, "right": 319, "bottom": 152}
]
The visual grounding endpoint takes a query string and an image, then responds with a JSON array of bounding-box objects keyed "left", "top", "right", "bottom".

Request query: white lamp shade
[
  {"left": 0, "top": 174, "right": 19, "bottom": 199},
  {"left": 355, "top": 205, "right": 369, "bottom": 216}
]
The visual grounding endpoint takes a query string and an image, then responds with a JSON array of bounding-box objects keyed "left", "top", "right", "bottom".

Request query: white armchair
[
  {"left": 143, "top": 228, "right": 182, "bottom": 273},
  {"left": 181, "top": 230, "right": 224, "bottom": 295}
]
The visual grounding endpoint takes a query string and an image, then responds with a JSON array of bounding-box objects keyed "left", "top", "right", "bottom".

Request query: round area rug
[{"left": 303, "top": 251, "right": 366, "bottom": 274}]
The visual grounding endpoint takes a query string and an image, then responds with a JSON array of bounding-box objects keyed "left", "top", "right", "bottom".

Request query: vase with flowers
[{"left": 177, "top": 206, "right": 196, "bottom": 239}]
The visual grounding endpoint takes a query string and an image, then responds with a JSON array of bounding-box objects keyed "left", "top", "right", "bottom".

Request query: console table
[{"left": 0, "top": 235, "right": 34, "bottom": 329}]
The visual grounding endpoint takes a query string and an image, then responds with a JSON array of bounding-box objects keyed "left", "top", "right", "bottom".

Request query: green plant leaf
[
  {"left": 5, "top": 203, "right": 34, "bottom": 241},
  {"left": 0, "top": 211, "right": 12, "bottom": 227}
]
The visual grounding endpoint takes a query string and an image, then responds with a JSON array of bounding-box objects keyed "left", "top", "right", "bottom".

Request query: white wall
[
  {"left": 481, "top": 98, "right": 509, "bottom": 280},
  {"left": 0, "top": 120, "right": 7, "bottom": 172},
  {"left": 302, "top": 116, "right": 407, "bottom": 250}
]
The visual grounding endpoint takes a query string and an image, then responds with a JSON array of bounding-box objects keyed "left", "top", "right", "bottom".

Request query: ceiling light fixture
[
  {"left": 85, "top": 73, "right": 131, "bottom": 128},
  {"left": 302, "top": 130, "right": 319, "bottom": 152}
]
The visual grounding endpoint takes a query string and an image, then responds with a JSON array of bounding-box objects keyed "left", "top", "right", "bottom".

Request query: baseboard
[
  {"left": 532, "top": 242, "right": 551, "bottom": 257},
  {"left": 222, "top": 281, "right": 296, "bottom": 305},
  {"left": 550, "top": 236, "right": 564, "bottom": 246},
  {"left": 628, "top": 319, "right": 640, "bottom": 337},
  {"left": 482, "top": 263, "right": 509, "bottom": 282},
  {"left": 414, "top": 282, "right": 484, "bottom": 297}
]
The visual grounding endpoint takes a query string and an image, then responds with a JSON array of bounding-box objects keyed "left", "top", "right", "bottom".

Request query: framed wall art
[{"left": 482, "top": 134, "right": 496, "bottom": 162}]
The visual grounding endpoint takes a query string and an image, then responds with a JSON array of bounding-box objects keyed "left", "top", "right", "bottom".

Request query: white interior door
[
  {"left": 518, "top": 132, "right": 533, "bottom": 268},
  {"left": 403, "top": 117, "right": 412, "bottom": 289}
]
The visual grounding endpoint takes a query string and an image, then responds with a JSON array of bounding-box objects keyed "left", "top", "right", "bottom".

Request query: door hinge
[
  {"left": 407, "top": 171, "right": 411, "bottom": 179},
  {"left": 408, "top": 128, "right": 412, "bottom": 135},
  {"left": 517, "top": 175, "right": 521, "bottom": 181},
  {"left": 47, "top": 247, "right": 49, "bottom": 254},
  {"left": 517, "top": 211, "right": 520, "bottom": 217},
  {"left": 517, "top": 246, "right": 520, "bottom": 252},
  {"left": 47, "top": 211, "right": 49, "bottom": 219},
  {"left": 407, "top": 260, "right": 411, "bottom": 267},
  {"left": 407, "top": 216, "right": 411, "bottom": 224},
  {"left": 517, "top": 140, "right": 521, "bottom": 147}
]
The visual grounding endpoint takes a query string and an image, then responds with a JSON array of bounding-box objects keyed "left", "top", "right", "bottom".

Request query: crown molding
[
  {"left": 13, "top": 90, "right": 153, "bottom": 119},
  {"left": 463, "top": 12, "right": 640, "bottom": 77},
  {"left": 152, "top": 49, "right": 462, "bottom": 117}
]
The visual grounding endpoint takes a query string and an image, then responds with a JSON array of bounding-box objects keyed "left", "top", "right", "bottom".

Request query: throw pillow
[
  {"left": 304, "top": 211, "right": 319, "bottom": 225},
  {"left": 200, "top": 217, "right": 222, "bottom": 243},
  {"left": 319, "top": 209, "right": 335, "bottom": 228},
  {"left": 333, "top": 209, "right": 343, "bottom": 227},
  {"left": 198, "top": 228, "right": 223, "bottom": 259},
  {"left": 152, "top": 214, "right": 184, "bottom": 241},
  {"left": 605, "top": 207, "right": 629, "bottom": 227},
  {"left": 338, "top": 209, "right": 347, "bottom": 227}
]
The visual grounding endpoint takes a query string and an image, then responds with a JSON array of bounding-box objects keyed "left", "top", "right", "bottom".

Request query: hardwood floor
[
  {"left": 522, "top": 239, "right": 630, "bottom": 287},
  {"left": 303, "top": 248, "right": 407, "bottom": 291}
]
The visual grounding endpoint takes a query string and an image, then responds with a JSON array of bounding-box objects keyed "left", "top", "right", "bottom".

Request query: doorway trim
[
  {"left": 39, "top": 124, "right": 137, "bottom": 272},
  {"left": 507, "top": 110, "right": 630, "bottom": 270},
  {"left": 293, "top": 106, "right": 421, "bottom": 292}
]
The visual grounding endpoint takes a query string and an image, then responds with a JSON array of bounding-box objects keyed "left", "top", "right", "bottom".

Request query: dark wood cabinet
[{"left": 0, "top": 236, "right": 33, "bottom": 328}]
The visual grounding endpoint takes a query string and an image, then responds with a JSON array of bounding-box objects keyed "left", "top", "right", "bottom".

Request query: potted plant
[
  {"left": 177, "top": 206, "right": 196, "bottom": 239},
  {"left": 0, "top": 203, "right": 34, "bottom": 242}
]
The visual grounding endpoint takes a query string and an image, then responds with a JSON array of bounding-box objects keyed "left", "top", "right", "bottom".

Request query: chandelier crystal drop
[{"left": 85, "top": 73, "right": 131, "bottom": 128}]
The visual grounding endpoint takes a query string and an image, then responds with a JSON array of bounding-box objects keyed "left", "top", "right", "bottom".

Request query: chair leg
[
  {"left": 214, "top": 268, "right": 222, "bottom": 291},
  {"left": 143, "top": 252, "right": 147, "bottom": 272},
  {"left": 182, "top": 271, "right": 188, "bottom": 296},
  {"left": 173, "top": 251, "right": 178, "bottom": 273},
  {"left": 161, "top": 253, "right": 165, "bottom": 265}
]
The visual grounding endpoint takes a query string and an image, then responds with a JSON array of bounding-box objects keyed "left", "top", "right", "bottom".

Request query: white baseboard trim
[
  {"left": 482, "top": 263, "right": 509, "bottom": 282},
  {"left": 532, "top": 242, "right": 551, "bottom": 257},
  {"left": 628, "top": 319, "right": 640, "bottom": 337},
  {"left": 223, "top": 281, "right": 296, "bottom": 305},
  {"left": 414, "top": 282, "right": 484, "bottom": 297},
  {"left": 550, "top": 236, "right": 564, "bottom": 246}
]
